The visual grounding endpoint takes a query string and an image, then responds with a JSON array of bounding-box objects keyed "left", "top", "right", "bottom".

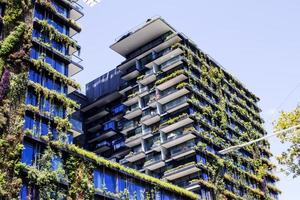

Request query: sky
[{"left": 74, "top": 0, "right": 300, "bottom": 199}]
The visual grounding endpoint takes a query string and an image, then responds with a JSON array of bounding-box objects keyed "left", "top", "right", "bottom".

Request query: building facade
[
  {"left": 0, "top": 2, "right": 198, "bottom": 200},
  {"left": 80, "top": 17, "right": 281, "bottom": 200}
]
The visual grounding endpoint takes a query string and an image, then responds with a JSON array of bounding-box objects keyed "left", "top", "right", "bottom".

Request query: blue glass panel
[
  {"left": 20, "top": 185, "right": 28, "bottom": 200},
  {"left": 41, "top": 121, "right": 48, "bottom": 136},
  {"left": 67, "top": 133, "right": 73, "bottom": 144},
  {"left": 21, "top": 142, "right": 35, "bottom": 166},
  {"left": 52, "top": 156, "right": 62, "bottom": 171},
  {"left": 202, "top": 172, "right": 209, "bottom": 181},
  {"left": 93, "top": 170, "right": 103, "bottom": 189},
  {"left": 105, "top": 171, "right": 116, "bottom": 193},
  {"left": 118, "top": 176, "right": 126, "bottom": 192},
  {"left": 24, "top": 115, "right": 34, "bottom": 130}
]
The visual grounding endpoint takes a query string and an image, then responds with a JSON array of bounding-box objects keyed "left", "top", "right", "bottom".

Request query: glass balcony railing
[
  {"left": 160, "top": 55, "right": 183, "bottom": 70},
  {"left": 126, "top": 103, "right": 140, "bottom": 113},
  {"left": 145, "top": 154, "right": 162, "bottom": 165},
  {"left": 163, "top": 96, "right": 188, "bottom": 112},
  {"left": 123, "top": 120, "right": 138, "bottom": 130},
  {"left": 170, "top": 141, "right": 195, "bottom": 156}
]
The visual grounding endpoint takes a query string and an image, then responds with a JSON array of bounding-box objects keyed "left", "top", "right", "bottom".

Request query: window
[
  {"left": 24, "top": 115, "right": 34, "bottom": 130},
  {"left": 20, "top": 185, "right": 28, "bottom": 200},
  {"left": 28, "top": 68, "right": 41, "bottom": 84},
  {"left": 112, "top": 104, "right": 125, "bottom": 115},
  {"left": 41, "top": 121, "right": 48, "bottom": 136},
  {"left": 103, "top": 121, "right": 115, "bottom": 131},
  {"left": 104, "top": 171, "right": 116, "bottom": 193},
  {"left": 197, "top": 154, "right": 206, "bottom": 164},
  {"left": 51, "top": 156, "right": 62, "bottom": 171},
  {"left": 93, "top": 169, "right": 103, "bottom": 189},
  {"left": 202, "top": 172, "right": 209, "bottom": 181},
  {"left": 117, "top": 176, "right": 126, "bottom": 193},
  {"left": 26, "top": 90, "right": 37, "bottom": 106},
  {"left": 21, "top": 142, "right": 36, "bottom": 166}
]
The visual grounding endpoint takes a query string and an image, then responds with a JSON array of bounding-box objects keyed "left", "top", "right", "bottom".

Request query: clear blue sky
[{"left": 74, "top": 0, "right": 300, "bottom": 199}]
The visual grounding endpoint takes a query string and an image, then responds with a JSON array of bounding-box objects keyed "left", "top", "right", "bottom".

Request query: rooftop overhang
[{"left": 110, "top": 17, "right": 176, "bottom": 57}]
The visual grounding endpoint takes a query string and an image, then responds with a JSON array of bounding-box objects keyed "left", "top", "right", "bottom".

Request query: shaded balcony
[
  {"left": 93, "top": 141, "right": 112, "bottom": 153},
  {"left": 121, "top": 120, "right": 139, "bottom": 134},
  {"left": 121, "top": 64, "right": 140, "bottom": 81},
  {"left": 167, "top": 141, "right": 196, "bottom": 161},
  {"left": 125, "top": 127, "right": 143, "bottom": 147},
  {"left": 156, "top": 71, "right": 188, "bottom": 91},
  {"left": 141, "top": 108, "right": 160, "bottom": 126},
  {"left": 158, "top": 84, "right": 190, "bottom": 105},
  {"left": 160, "top": 55, "right": 184, "bottom": 72},
  {"left": 144, "top": 47, "right": 184, "bottom": 69},
  {"left": 88, "top": 121, "right": 118, "bottom": 143},
  {"left": 162, "top": 96, "right": 189, "bottom": 114},
  {"left": 139, "top": 69, "right": 157, "bottom": 85},
  {"left": 161, "top": 127, "right": 197, "bottom": 149},
  {"left": 163, "top": 162, "right": 199, "bottom": 181},
  {"left": 144, "top": 154, "right": 165, "bottom": 171},
  {"left": 123, "top": 103, "right": 142, "bottom": 120},
  {"left": 160, "top": 113, "right": 194, "bottom": 133},
  {"left": 124, "top": 149, "right": 145, "bottom": 162}
]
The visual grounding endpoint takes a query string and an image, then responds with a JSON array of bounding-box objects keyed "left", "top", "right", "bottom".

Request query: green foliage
[
  {"left": 0, "top": 22, "right": 26, "bottom": 56},
  {"left": 275, "top": 106, "right": 300, "bottom": 177}
]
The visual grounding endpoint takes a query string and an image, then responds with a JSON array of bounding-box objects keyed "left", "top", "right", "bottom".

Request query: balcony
[
  {"left": 85, "top": 108, "right": 109, "bottom": 124},
  {"left": 144, "top": 47, "right": 184, "bottom": 69},
  {"left": 139, "top": 69, "right": 157, "bottom": 85},
  {"left": 160, "top": 113, "right": 194, "bottom": 133},
  {"left": 163, "top": 96, "right": 189, "bottom": 114},
  {"left": 163, "top": 162, "right": 199, "bottom": 181},
  {"left": 144, "top": 155, "right": 165, "bottom": 171},
  {"left": 94, "top": 141, "right": 112, "bottom": 153},
  {"left": 121, "top": 120, "right": 139, "bottom": 134},
  {"left": 156, "top": 71, "right": 188, "bottom": 91},
  {"left": 89, "top": 127, "right": 117, "bottom": 143},
  {"left": 161, "top": 128, "right": 197, "bottom": 149},
  {"left": 123, "top": 92, "right": 139, "bottom": 106},
  {"left": 124, "top": 150, "right": 145, "bottom": 162},
  {"left": 124, "top": 104, "right": 142, "bottom": 120},
  {"left": 125, "top": 133, "right": 142, "bottom": 147},
  {"left": 160, "top": 55, "right": 184, "bottom": 72},
  {"left": 121, "top": 65, "right": 140, "bottom": 81},
  {"left": 158, "top": 85, "right": 190, "bottom": 105},
  {"left": 141, "top": 109, "right": 160, "bottom": 126}
]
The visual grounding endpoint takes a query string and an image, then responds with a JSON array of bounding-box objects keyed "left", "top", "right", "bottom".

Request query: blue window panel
[
  {"left": 93, "top": 170, "right": 103, "bottom": 189},
  {"left": 103, "top": 121, "right": 115, "bottom": 131},
  {"left": 34, "top": 120, "right": 41, "bottom": 136},
  {"left": 26, "top": 90, "right": 37, "bottom": 106},
  {"left": 118, "top": 176, "right": 126, "bottom": 192},
  {"left": 24, "top": 115, "right": 34, "bottom": 130},
  {"left": 112, "top": 104, "right": 125, "bottom": 115},
  {"left": 21, "top": 142, "right": 35, "bottom": 166},
  {"left": 67, "top": 133, "right": 73, "bottom": 144},
  {"left": 161, "top": 192, "right": 175, "bottom": 200},
  {"left": 29, "top": 68, "right": 42, "bottom": 84},
  {"left": 52, "top": 156, "right": 62, "bottom": 171},
  {"left": 105, "top": 171, "right": 116, "bottom": 193},
  {"left": 30, "top": 48, "right": 39, "bottom": 59},
  {"left": 52, "top": 128, "right": 58, "bottom": 140},
  {"left": 41, "top": 98, "right": 50, "bottom": 113},
  {"left": 34, "top": 8, "right": 44, "bottom": 20},
  {"left": 202, "top": 172, "right": 209, "bottom": 181},
  {"left": 51, "top": 1, "right": 68, "bottom": 17},
  {"left": 20, "top": 185, "right": 28, "bottom": 200},
  {"left": 197, "top": 154, "right": 207, "bottom": 164},
  {"left": 41, "top": 121, "right": 48, "bottom": 136},
  {"left": 45, "top": 55, "right": 53, "bottom": 66},
  {"left": 43, "top": 76, "right": 53, "bottom": 90}
]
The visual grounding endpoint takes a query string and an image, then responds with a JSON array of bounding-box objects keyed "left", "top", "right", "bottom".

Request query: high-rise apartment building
[
  {"left": 80, "top": 17, "right": 281, "bottom": 200},
  {"left": 0, "top": 2, "right": 198, "bottom": 200}
]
